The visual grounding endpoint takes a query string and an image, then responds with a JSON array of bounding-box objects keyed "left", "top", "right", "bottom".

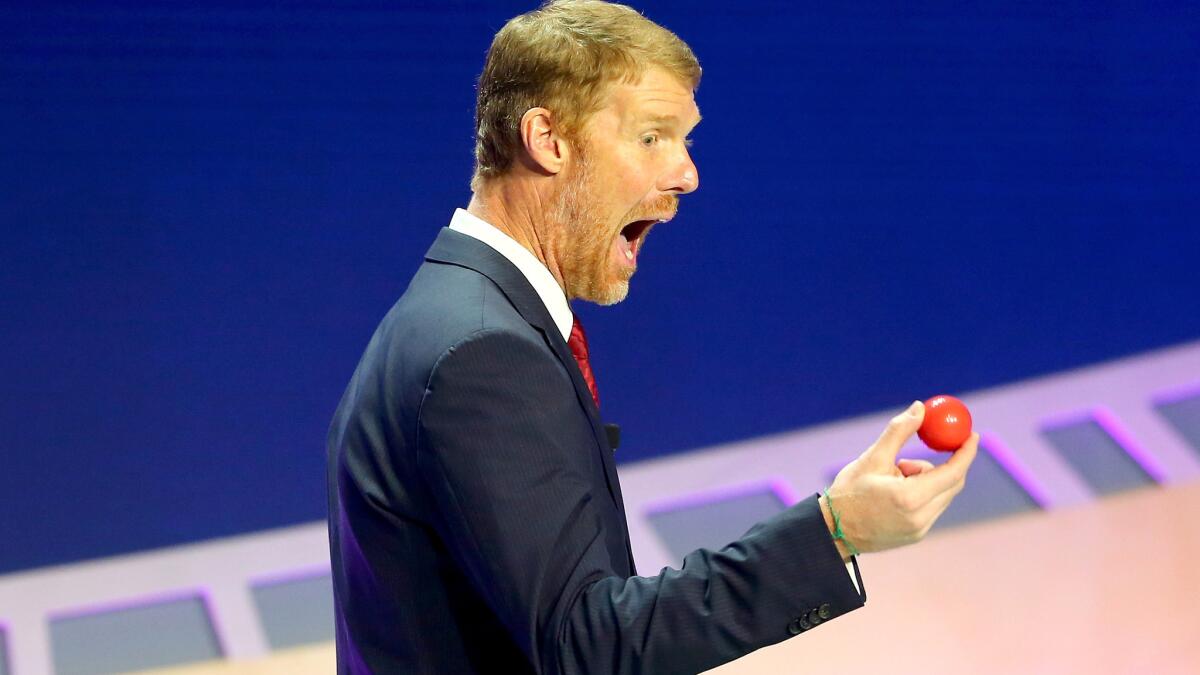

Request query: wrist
[{"left": 820, "top": 490, "right": 859, "bottom": 562}]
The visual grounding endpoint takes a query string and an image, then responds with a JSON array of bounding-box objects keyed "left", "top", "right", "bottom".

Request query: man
[{"left": 326, "top": 1, "right": 978, "bottom": 673}]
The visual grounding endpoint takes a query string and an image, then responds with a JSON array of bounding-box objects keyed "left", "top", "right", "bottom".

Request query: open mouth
[
  {"left": 619, "top": 219, "right": 656, "bottom": 252},
  {"left": 617, "top": 218, "right": 664, "bottom": 264}
]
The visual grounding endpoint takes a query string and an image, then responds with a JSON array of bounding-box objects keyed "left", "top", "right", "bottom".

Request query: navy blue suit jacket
[{"left": 326, "top": 227, "right": 866, "bottom": 674}]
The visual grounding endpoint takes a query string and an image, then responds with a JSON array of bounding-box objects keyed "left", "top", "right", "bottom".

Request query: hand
[{"left": 820, "top": 400, "right": 978, "bottom": 559}]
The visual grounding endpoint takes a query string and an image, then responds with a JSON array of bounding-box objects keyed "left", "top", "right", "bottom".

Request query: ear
[{"left": 519, "top": 107, "right": 569, "bottom": 176}]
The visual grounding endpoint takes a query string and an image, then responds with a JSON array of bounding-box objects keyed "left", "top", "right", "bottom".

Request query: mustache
[{"left": 628, "top": 194, "right": 679, "bottom": 222}]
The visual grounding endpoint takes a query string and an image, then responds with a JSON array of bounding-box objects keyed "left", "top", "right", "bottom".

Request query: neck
[{"left": 467, "top": 181, "right": 568, "bottom": 295}]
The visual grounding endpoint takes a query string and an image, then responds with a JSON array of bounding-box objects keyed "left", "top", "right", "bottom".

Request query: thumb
[{"left": 864, "top": 401, "right": 925, "bottom": 469}]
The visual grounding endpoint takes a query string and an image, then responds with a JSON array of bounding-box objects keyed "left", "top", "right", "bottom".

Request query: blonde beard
[{"left": 551, "top": 151, "right": 633, "bottom": 306}]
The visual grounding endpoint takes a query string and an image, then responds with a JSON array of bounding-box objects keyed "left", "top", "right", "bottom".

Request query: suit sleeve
[{"left": 416, "top": 328, "right": 865, "bottom": 675}]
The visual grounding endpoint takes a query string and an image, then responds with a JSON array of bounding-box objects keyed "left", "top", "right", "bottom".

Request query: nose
[{"left": 657, "top": 147, "right": 699, "bottom": 195}]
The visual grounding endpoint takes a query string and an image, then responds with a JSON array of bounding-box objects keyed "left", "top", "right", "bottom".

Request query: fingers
[
  {"left": 908, "top": 492, "right": 954, "bottom": 540},
  {"left": 863, "top": 401, "right": 925, "bottom": 469},
  {"left": 907, "top": 432, "right": 979, "bottom": 501},
  {"left": 943, "top": 431, "right": 979, "bottom": 473},
  {"left": 897, "top": 458, "right": 935, "bottom": 477},
  {"left": 915, "top": 471, "right": 966, "bottom": 527}
]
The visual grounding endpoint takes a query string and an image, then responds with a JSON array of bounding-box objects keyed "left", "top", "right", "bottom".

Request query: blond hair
[{"left": 471, "top": 0, "right": 700, "bottom": 191}]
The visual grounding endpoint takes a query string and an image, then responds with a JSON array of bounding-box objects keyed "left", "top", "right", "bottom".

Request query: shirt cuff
[{"left": 845, "top": 556, "right": 866, "bottom": 601}]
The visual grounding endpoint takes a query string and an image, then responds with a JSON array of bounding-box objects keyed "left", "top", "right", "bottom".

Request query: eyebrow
[{"left": 638, "top": 111, "right": 703, "bottom": 129}]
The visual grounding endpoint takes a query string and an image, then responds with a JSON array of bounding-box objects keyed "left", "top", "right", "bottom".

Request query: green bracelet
[{"left": 823, "top": 488, "right": 860, "bottom": 557}]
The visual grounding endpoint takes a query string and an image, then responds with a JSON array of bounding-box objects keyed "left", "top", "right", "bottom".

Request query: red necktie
[{"left": 567, "top": 316, "right": 600, "bottom": 409}]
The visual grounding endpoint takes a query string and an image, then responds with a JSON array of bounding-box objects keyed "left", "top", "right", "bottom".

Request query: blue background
[{"left": 2, "top": 0, "right": 1197, "bottom": 574}]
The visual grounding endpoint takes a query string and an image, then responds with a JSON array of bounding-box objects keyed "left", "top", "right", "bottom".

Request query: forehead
[{"left": 594, "top": 67, "right": 701, "bottom": 130}]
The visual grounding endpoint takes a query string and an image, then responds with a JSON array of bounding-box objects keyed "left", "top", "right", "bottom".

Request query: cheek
[
  {"left": 603, "top": 150, "right": 653, "bottom": 202},
  {"left": 624, "top": 167, "right": 663, "bottom": 208},
  {"left": 622, "top": 179, "right": 646, "bottom": 204}
]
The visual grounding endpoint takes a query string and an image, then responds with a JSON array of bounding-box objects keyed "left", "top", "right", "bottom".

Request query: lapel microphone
[{"left": 604, "top": 423, "right": 620, "bottom": 451}]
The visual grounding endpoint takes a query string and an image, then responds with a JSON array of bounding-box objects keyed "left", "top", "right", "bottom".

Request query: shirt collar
[{"left": 448, "top": 208, "right": 573, "bottom": 342}]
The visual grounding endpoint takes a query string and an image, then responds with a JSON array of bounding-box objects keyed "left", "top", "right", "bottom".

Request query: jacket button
[
  {"left": 799, "top": 615, "right": 812, "bottom": 630},
  {"left": 787, "top": 618, "right": 805, "bottom": 635},
  {"left": 818, "top": 603, "right": 832, "bottom": 620},
  {"left": 807, "top": 608, "right": 823, "bottom": 626}
]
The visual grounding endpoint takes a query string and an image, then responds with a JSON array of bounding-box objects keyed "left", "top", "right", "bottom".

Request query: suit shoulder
[
  {"left": 327, "top": 260, "right": 547, "bottom": 463},
  {"left": 389, "top": 260, "right": 532, "bottom": 351}
]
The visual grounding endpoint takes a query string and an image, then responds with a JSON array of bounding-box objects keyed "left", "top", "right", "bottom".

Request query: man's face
[{"left": 552, "top": 67, "right": 701, "bottom": 305}]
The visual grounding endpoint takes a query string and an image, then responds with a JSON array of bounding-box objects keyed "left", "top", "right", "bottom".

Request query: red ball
[{"left": 918, "top": 395, "right": 972, "bottom": 452}]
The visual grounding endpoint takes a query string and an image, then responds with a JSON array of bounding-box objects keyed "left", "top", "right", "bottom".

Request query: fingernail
[{"left": 908, "top": 400, "right": 922, "bottom": 416}]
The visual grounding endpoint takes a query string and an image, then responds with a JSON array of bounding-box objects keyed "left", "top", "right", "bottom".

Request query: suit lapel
[{"left": 424, "top": 229, "right": 634, "bottom": 567}]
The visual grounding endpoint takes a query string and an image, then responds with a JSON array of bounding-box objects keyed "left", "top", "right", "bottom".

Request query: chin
[
  {"left": 578, "top": 279, "right": 630, "bottom": 306},
  {"left": 595, "top": 281, "right": 630, "bottom": 306}
]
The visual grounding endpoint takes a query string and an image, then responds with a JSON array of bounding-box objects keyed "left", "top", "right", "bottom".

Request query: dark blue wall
[{"left": 2, "top": 1, "right": 1197, "bottom": 574}]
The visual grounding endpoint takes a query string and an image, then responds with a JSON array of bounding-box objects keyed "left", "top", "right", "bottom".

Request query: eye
[{"left": 640, "top": 133, "right": 659, "bottom": 147}]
